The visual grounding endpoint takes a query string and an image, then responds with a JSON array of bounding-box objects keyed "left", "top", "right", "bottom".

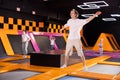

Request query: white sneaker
[
  {"left": 23, "top": 55, "right": 27, "bottom": 58},
  {"left": 84, "top": 67, "right": 88, "bottom": 71},
  {"left": 60, "top": 64, "right": 67, "bottom": 68}
]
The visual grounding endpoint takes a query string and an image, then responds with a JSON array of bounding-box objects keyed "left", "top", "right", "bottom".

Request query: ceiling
[
  {"left": 0, "top": 0, "right": 120, "bottom": 22},
  {"left": 31, "top": 0, "right": 120, "bottom": 22},
  {"left": 0, "top": 0, "right": 120, "bottom": 45}
]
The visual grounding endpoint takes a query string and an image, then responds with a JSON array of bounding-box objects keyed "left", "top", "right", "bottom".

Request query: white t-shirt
[
  {"left": 22, "top": 34, "right": 30, "bottom": 42},
  {"left": 64, "top": 18, "right": 87, "bottom": 39},
  {"left": 50, "top": 39, "right": 55, "bottom": 45}
]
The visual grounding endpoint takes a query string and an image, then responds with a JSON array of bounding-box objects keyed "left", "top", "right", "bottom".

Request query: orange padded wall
[
  {"left": 0, "top": 16, "right": 44, "bottom": 55},
  {"left": 93, "top": 33, "right": 120, "bottom": 52}
]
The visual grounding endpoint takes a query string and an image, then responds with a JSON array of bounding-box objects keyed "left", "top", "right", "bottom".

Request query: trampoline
[
  {"left": 0, "top": 39, "right": 8, "bottom": 58},
  {"left": 8, "top": 34, "right": 34, "bottom": 54},
  {"left": 0, "top": 56, "right": 15, "bottom": 59},
  {"left": 70, "top": 52, "right": 96, "bottom": 60},
  {"left": 55, "top": 36, "right": 66, "bottom": 49},
  {"left": 34, "top": 35, "right": 51, "bottom": 51},
  {"left": 0, "top": 38, "right": 15, "bottom": 60},
  {"left": 0, "top": 69, "right": 41, "bottom": 80},
  {"left": 7, "top": 34, "right": 22, "bottom": 54},
  {"left": 83, "top": 64, "right": 120, "bottom": 75},
  {"left": 67, "top": 52, "right": 97, "bottom": 66},
  {"left": 58, "top": 76, "right": 96, "bottom": 80},
  {"left": 7, "top": 58, "right": 30, "bottom": 63},
  {"left": 105, "top": 57, "right": 120, "bottom": 62}
]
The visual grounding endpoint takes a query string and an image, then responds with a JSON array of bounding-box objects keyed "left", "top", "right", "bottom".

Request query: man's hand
[
  {"left": 95, "top": 11, "right": 102, "bottom": 16},
  {"left": 60, "top": 29, "right": 63, "bottom": 33}
]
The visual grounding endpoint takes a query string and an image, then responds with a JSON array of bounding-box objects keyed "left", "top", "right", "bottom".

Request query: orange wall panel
[{"left": 0, "top": 16, "right": 4, "bottom": 23}]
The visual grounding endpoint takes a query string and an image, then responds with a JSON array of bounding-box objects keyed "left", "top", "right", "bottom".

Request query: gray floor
[
  {"left": 1, "top": 52, "right": 119, "bottom": 80},
  {"left": 9, "top": 58, "right": 30, "bottom": 63},
  {"left": 68, "top": 52, "right": 96, "bottom": 66},
  {"left": 0, "top": 69, "right": 41, "bottom": 80},
  {"left": 83, "top": 64, "right": 120, "bottom": 75},
  {"left": 105, "top": 58, "right": 120, "bottom": 62},
  {"left": 58, "top": 76, "right": 96, "bottom": 80},
  {"left": 0, "top": 56, "right": 14, "bottom": 59}
]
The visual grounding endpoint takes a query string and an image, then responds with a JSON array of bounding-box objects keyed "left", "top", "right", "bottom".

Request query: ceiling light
[
  {"left": 77, "top": 4, "right": 100, "bottom": 10},
  {"left": 111, "top": 14, "right": 120, "bottom": 17},
  {"left": 32, "top": 11, "right": 36, "bottom": 15},
  {"left": 84, "top": 1, "right": 109, "bottom": 7},
  {"left": 81, "top": 14, "right": 94, "bottom": 18},
  {"left": 77, "top": 1, "right": 109, "bottom": 10},
  {"left": 16, "top": 7, "right": 20, "bottom": 12},
  {"left": 43, "top": 0, "right": 48, "bottom": 1},
  {"left": 102, "top": 18, "right": 117, "bottom": 21}
]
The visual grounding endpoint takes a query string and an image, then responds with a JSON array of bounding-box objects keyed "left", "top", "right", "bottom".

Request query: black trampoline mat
[
  {"left": 0, "top": 56, "right": 15, "bottom": 59},
  {"left": 58, "top": 76, "right": 96, "bottom": 80},
  {"left": 69, "top": 52, "right": 96, "bottom": 60},
  {"left": 0, "top": 69, "right": 41, "bottom": 80},
  {"left": 7, "top": 58, "right": 30, "bottom": 63},
  {"left": 85, "top": 56, "right": 97, "bottom": 60},
  {"left": 105, "top": 57, "right": 120, "bottom": 62},
  {"left": 68, "top": 53, "right": 96, "bottom": 66},
  {"left": 85, "top": 64, "right": 120, "bottom": 75},
  {"left": 67, "top": 56, "right": 96, "bottom": 66}
]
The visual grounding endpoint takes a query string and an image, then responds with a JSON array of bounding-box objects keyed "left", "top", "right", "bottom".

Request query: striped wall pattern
[
  {"left": 0, "top": 16, "right": 44, "bottom": 32},
  {"left": 47, "top": 23, "right": 69, "bottom": 41}
]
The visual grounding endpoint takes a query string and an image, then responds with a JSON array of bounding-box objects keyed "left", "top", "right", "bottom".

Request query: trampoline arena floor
[{"left": 0, "top": 51, "right": 120, "bottom": 80}]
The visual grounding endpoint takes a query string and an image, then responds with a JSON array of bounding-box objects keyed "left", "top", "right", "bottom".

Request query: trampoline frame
[{"left": 0, "top": 55, "right": 120, "bottom": 80}]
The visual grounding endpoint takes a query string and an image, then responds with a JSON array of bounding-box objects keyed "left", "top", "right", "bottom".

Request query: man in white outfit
[
  {"left": 22, "top": 30, "right": 30, "bottom": 58},
  {"left": 60, "top": 9, "right": 102, "bottom": 71},
  {"left": 99, "top": 38, "right": 104, "bottom": 55},
  {"left": 50, "top": 37, "right": 55, "bottom": 50}
]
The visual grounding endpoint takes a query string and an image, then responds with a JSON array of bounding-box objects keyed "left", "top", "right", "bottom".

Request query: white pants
[
  {"left": 22, "top": 42, "right": 29, "bottom": 55},
  {"left": 65, "top": 39, "right": 84, "bottom": 57}
]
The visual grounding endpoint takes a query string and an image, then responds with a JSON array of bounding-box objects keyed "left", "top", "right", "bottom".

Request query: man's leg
[
  {"left": 24, "top": 42, "right": 29, "bottom": 58},
  {"left": 22, "top": 42, "right": 26, "bottom": 58},
  {"left": 99, "top": 48, "right": 103, "bottom": 55},
  {"left": 74, "top": 39, "right": 87, "bottom": 71},
  {"left": 69, "top": 48, "right": 73, "bottom": 56},
  {"left": 61, "top": 40, "right": 73, "bottom": 68}
]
